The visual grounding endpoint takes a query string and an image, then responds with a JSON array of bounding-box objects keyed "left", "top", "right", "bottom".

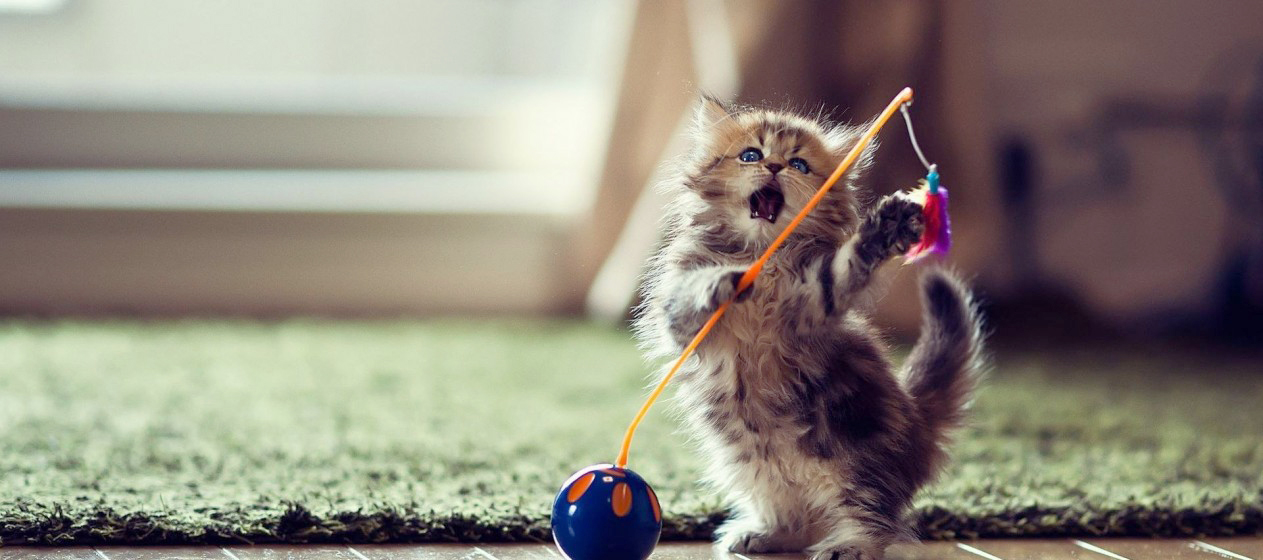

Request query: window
[{"left": 0, "top": 1, "right": 634, "bottom": 315}]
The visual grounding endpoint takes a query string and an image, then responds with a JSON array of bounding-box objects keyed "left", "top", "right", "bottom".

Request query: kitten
[{"left": 633, "top": 97, "right": 984, "bottom": 560}]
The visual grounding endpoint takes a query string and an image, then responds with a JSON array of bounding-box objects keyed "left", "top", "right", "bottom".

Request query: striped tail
[{"left": 903, "top": 268, "right": 985, "bottom": 445}]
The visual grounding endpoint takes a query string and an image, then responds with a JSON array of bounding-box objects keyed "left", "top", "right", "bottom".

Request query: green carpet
[{"left": 0, "top": 320, "right": 1260, "bottom": 545}]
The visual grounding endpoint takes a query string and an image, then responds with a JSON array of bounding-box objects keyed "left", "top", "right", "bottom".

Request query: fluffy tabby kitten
[{"left": 633, "top": 97, "right": 984, "bottom": 560}]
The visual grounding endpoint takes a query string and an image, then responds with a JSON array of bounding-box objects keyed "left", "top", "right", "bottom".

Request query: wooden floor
[{"left": 1, "top": 539, "right": 1260, "bottom": 560}]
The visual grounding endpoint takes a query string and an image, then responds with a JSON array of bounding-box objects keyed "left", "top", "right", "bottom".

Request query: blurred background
[{"left": 2, "top": 0, "right": 1261, "bottom": 347}]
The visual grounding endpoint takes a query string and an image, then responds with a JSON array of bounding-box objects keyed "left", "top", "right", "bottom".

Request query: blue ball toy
[{"left": 551, "top": 464, "right": 662, "bottom": 560}]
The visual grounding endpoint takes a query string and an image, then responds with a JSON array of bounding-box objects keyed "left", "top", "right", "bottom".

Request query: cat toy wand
[{"left": 550, "top": 87, "right": 949, "bottom": 560}]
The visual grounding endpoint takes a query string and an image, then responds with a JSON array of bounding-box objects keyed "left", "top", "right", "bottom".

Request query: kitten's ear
[
  {"left": 825, "top": 123, "right": 878, "bottom": 176},
  {"left": 694, "top": 95, "right": 734, "bottom": 130}
]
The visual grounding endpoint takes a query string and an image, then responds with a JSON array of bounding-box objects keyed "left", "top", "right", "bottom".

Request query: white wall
[
  {"left": 0, "top": 0, "right": 622, "bottom": 80},
  {"left": 978, "top": 0, "right": 1263, "bottom": 326},
  {"left": 0, "top": 0, "right": 635, "bottom": 316}
]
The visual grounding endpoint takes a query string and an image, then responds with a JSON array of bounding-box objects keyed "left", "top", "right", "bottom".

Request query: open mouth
[{"left": 748, "top": 183, "right": 785, "bottom": 223}]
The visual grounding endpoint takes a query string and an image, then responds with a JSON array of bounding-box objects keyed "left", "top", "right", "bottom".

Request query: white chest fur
[{"left": 673, "top": 260, "right": 848, "bottom": 506}]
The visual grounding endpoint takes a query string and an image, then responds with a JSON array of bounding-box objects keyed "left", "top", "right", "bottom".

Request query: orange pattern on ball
[
  {"left": 611, "top": 482, "right": 633, "bottom": 517},
  {"left": 646, "top": 485, "right": 661, "bottom": 522},
  {"left": 566, "top": 472, "right": 595, "bottom": 503}
]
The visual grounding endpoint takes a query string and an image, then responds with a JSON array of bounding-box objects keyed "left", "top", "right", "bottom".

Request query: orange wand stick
[{"left": 614, "top": 87, "right": 916, "bottom": 468}]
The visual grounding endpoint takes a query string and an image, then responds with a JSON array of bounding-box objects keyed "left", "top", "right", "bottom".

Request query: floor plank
[
  {"left": 954, "top": 539, "right": 1090, "bottom": 559},
  {"left": 1076, "top": 539, "right": 1221, "bottom": 559},
  {"left": 222, "top": 546, "right": 358, "bottom": 560},
  {"left": 0, "top": 549, "right": 99, "bottom": 560},
  {"left": 358, "top": 544, "right": 560, "bottom": 560},
  {"left": 887, "top": 541, "right": 982, "bottom": 560},
  {"left": 1194, "top": 539, "right": 1262, "bottom": 560},
  {"left": 96, "top": 548, "right": 226, "bottom": 560},
  {"left": 2, "top": 540, "right": 1262, "bottom": 560}
]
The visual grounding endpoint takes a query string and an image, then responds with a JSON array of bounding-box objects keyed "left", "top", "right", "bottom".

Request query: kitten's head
[{"left": 681, "top": 96, "right": 869, "bottom": 251}]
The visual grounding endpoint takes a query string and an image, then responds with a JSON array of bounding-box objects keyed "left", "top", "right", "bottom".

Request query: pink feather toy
[
  {"left": 899, "top": 103, "right": 951, "bottom": 262},
  {"left": 905, "top": 165, "right": 951, "bottom": 261}
]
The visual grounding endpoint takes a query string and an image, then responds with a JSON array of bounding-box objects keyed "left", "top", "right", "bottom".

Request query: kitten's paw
[
  {"left": 875, "top": 193, "right": 926, "bottom": 254},
  {"left": 719, "top": 530, "right": 791, "bottom": 553},
  {"left": 711, "top": 269, "right": 754, "bottom": 306},
  {"left": 810, "top": 543, "right": 884, "bottom": 560},
  {"left": 858, "top": 193, "right": 925, "bottom": 263}
]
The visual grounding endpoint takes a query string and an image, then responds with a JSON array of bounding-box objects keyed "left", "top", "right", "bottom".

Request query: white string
[{"left": 900, "top": 103, "right": 933, "bottom": 172}]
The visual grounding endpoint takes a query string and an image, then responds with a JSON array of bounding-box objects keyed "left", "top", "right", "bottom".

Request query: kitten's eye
[
  {"left": 789, "top": 158, "right": 810, "bottom": 174},
  {"left": 738, "top": 148, "right": 763, "bottom": 163}
]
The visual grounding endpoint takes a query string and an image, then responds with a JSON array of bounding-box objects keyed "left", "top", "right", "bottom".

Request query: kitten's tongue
[{"left": 748, "top": 185, "right": 784, "bottom": 223}]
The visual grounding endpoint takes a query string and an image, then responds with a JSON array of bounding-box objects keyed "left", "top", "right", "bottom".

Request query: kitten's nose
[{"left": 766, "top": 163, "right": 784, "bottom": 174}]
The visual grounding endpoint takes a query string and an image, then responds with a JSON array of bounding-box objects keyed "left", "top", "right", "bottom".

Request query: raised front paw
[
  {"left": 710, "top": 269, "right": 754, "bottom": 307},
  {"left": 857, "top": 192, "right": 925, "bottom": 263}
]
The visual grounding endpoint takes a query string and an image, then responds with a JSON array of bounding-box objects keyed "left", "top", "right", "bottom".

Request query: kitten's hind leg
[
  {"left": 715, "top": 516, "right": 799, "bottom": 554},
  {"left": 807, "top": 506, "right": 898, "bottom": 560},
  {"left": 714, "top": 490, "right": 814, "bottom": 554}
]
